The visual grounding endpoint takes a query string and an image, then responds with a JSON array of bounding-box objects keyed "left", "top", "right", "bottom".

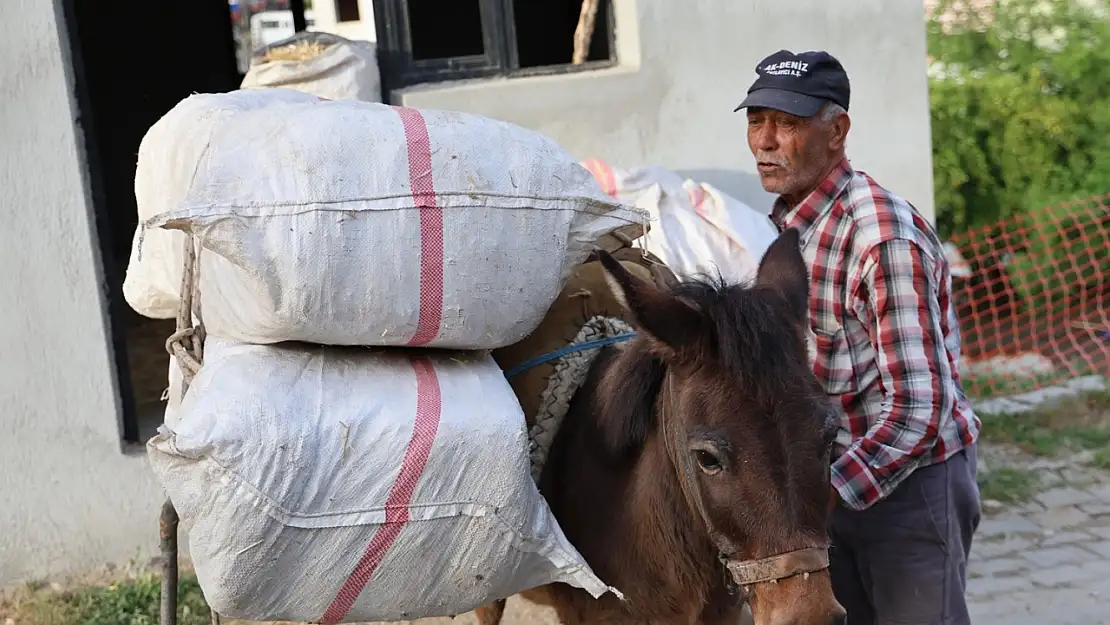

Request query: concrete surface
[
  {"left": 965, "top": 382, "right": 1110, "bottom": 625},
  {"left": 443, "top": 467, "right": 1110, "bottom": 625},
  {"left": 0, "top": 0, "right": 166, "bottom": 586},
  {"left": 398, "top": 0, "right": 938, "bottom": 224},
  {"left": 969, "top": 482, "right": 1110, "bottom": 624}
]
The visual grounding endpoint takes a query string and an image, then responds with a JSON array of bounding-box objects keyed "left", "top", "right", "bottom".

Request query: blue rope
[{"left": 504, "top": 332, "right": 638, "bottom": 378}]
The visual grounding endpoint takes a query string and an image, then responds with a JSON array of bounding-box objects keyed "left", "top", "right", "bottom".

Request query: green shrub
[{"left": 928, "top": 0, "right": 1110, "bottom": 239}]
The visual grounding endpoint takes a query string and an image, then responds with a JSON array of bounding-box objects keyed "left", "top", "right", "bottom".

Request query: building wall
[
  {"left": 399, "top": 0, "right": 937, "bottom": 224},
  {"left": 0, "top": 0, "right": 935, "bottom": 587},
  {"left": 0, "top": 1, "right": 165, "bottom": 586},
  {"left": 311, "top": 0, "right": 378, "bottom": 42}
]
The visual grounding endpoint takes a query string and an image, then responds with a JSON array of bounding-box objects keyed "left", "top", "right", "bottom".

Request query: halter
[{"left": 657, "top": 374, "right": 830, "bottom": 597}]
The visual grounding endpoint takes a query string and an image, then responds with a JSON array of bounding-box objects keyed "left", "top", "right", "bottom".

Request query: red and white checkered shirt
[{"left": 770, "top": 158, "right": 981, "bottom": 511}]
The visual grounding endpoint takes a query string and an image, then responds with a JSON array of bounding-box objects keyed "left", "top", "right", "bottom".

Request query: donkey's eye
[{"left": 694, "top": 450, "right": 723, "bottom": 474}]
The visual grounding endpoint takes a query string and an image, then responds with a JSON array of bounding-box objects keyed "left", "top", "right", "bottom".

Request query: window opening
[
  {"left": 408, "top": 0, "right": 486, "bottom": 60},
  {"left": 337, "top": 0, "right": 361, "bottom": 22},
  {"left": 512, "top": 0, "right": 611, "bottom": 68}
]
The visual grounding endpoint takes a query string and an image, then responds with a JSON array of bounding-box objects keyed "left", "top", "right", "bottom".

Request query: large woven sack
[
  {"left": 123, "top": 88, "right": 323, "bottom": 319},
  {"left": 147, "top": 338, "right": 613, "bottom": 624},
  {"left": 138, "top": 94, "right": 646, "bottom": 348},
  {"left": 582, "top": 159, "right": 778, "bottom": 283},
  {"left": 241, "top": 31, "right": 382, "bottom": 102}
]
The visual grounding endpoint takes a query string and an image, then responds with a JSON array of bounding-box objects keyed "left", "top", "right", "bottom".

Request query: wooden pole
[
  {"left": 572, "top": 0, "right": 600, "bottom": 65},
  {"left": 158, "top": 500, "right": 179, "bottom": 625}
]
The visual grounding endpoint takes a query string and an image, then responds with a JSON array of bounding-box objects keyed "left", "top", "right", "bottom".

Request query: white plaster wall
[
  {"left": 311, "top": 0, "right": 378, "bottom": 42},
  {"left": 0, "top": 0, "right": 165, "bottom": 586},
  {"left": 399, "top": 0, "right": 936, "bottom": 224}
]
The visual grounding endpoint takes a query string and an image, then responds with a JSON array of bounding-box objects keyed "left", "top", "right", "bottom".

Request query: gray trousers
[{"left": 829, "top": 444, "right": 981, "bottom": 625}]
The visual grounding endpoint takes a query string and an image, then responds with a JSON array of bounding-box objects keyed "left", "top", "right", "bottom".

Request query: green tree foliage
[
  {"left": 927, "top": 0, "right": 1110, "bottom": 238},
  {"left": 928, "top": 0, "right": 1110, "bottom": 316}
]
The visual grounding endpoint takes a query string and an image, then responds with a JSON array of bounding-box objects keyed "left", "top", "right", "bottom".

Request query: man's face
[{"left": 746, "top": 107, "right": 836, "bottom": 199}]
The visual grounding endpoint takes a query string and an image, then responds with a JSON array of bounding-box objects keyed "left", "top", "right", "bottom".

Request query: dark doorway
[{"left": 58, "top": 0, "right": 243, "bottom": 444}]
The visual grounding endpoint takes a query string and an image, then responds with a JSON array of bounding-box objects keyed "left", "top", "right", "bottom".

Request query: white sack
[
  {"left": 147, "top": 338, "right": 613, "bottom": 623},
  {"left": 140, "top": 95, "right": 646, "bottom": 348},
  {"left": 124, "top": 88, "right": 323, "bottom": 319},
  {"left": 581, "top": 160, "right": 779, "bottom": 284},
  {"left": 241, "top": 32, "right": 383, "bottom": 102}
]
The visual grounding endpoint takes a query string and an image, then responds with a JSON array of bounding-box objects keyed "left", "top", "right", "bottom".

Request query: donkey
[{"left": 476, "top": 229, "right": 845, "bottom": 625}]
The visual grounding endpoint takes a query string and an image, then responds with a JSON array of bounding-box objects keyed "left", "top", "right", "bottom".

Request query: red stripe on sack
[
  {"left": 393, "top": 106, "right": 444, "bottom": 347},
  {"left": 319, "top": 356, "right": 442, "bottom": 624},
  {"left": 688, "top": 185, "right": 709, "bottom": 219},
  {"left": 582, "top": 158, "right": 618, "bottom": 197}
]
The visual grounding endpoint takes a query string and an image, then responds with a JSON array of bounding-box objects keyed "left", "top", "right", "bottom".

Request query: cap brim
[{"left": 733, "top": 88, "right": 825, "bottom": 117}]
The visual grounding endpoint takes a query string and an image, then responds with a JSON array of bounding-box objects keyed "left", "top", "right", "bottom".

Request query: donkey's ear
[
  {"left": 755, "top": 228, "right": 809, "bottom": 323},
  {"left": 598, "top": 250, "right": 706, "bottom": 357}
]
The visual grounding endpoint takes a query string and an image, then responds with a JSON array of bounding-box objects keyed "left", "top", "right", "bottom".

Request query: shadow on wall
[{"left": 674, "top": 168, "right": 777, "bottom": 217}]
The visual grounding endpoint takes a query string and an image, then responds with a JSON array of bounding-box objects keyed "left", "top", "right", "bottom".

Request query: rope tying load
[
  {"left": 159, "top": 233, "right": 220, "bottom": 625},
  {"left": 165, "top": 235, "right": 205, "bottom": 390},
  {"left": 521, "top": 315, "right": 634, "bottom": 482}
]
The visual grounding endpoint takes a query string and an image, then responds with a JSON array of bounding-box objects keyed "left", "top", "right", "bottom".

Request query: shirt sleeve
[{"left": 830, "top": 238, "right": 955, "bottom": 510}]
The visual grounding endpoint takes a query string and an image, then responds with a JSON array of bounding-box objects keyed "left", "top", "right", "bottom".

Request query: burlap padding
[{"left": 491, "top": 246, "right": 665, "bottom": 427}]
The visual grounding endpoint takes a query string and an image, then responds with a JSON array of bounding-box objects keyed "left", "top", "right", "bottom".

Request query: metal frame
[
  {"left": 290, "top": 0, "right": 307, "bottom": 33},
  {"left": 56, "top": 0, "right": 142, "bottom": 445},
  {"left": 374, "top": 0, "right": 618, "bottom": 99}
]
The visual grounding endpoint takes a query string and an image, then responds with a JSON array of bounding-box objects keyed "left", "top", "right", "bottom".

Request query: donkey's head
[{"left": 595, "top": 229, "right": 844, "bottom": 625}]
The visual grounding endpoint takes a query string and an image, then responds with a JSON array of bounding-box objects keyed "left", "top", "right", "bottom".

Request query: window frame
[
  {"left": 373, "top": 0, "right": 618, "bottom": 96},
  {"left": 336, "top": 0, "right": 362, "bottom": 23}
]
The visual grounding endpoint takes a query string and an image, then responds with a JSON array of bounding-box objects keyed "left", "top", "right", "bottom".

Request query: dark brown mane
[
  {"left": 593, "top": 274, "right": 828, "bottom": 467},
  {"left": 669, "top": 275, "right": 810, "bottom": 390}
]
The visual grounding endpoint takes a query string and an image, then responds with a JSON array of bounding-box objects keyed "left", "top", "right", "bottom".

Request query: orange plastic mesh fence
[{"left": 945, "top": 193, "right": 1110, "bottom": 399}]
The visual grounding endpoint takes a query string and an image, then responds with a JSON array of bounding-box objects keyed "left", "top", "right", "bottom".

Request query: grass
[
  {"left": 977, "top": 467, "right": 1037, "bottom": 504},
  {"left": 977, "top": 389, "right": 1110, "bottom": 455},
  {"left": 963, "top": 371, "right": 1068, "bottom": 400},
  {"left": 962, "top": 363, "right": 1100, "bottom": 401},
  {"left": 1092, "top": 447, "right": 1110, "bottom": 470},
  {"left": 0, "top": 574, "right": 212, "bottom": 625},
  {"left": 974, "top": 388, "right": 1110, "bottom": 503}
]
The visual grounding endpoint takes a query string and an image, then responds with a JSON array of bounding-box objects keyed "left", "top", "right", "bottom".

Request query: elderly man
[{"left": 735, "top": 50, "right": 983, "bottom": 625}]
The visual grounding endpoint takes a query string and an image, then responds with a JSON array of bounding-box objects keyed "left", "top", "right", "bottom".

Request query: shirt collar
[{"left": 770, "top": 157, "right": 855, "bottom": 238}]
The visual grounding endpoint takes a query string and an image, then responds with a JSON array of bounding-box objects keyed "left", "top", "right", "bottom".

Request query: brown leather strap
[
  {"left": 585, "top": 243, "right": 669, "bottom": 269},
  {"left": 725, "top": 546, "right": 830, "bottom": 586}
]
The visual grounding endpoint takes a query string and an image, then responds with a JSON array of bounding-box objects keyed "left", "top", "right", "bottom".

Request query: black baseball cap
[{"left": 734, "top": 50, "right": 850, "bottom": 117}]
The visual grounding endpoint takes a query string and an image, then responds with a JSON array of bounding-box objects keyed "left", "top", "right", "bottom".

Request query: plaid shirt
[{"left": 770, "top": 158, "right": 981, "bottom": 511}]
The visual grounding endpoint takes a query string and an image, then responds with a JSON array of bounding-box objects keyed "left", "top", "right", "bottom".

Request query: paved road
[
  {"left": 448, "top": 469, "right": 1110, "bottom": 625},
  {"left": 433, "top": 475, "right": 1110, "bottom": 625},
  {"left": 968, "top": 480, "right": 1110, "bottom": 625}
]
